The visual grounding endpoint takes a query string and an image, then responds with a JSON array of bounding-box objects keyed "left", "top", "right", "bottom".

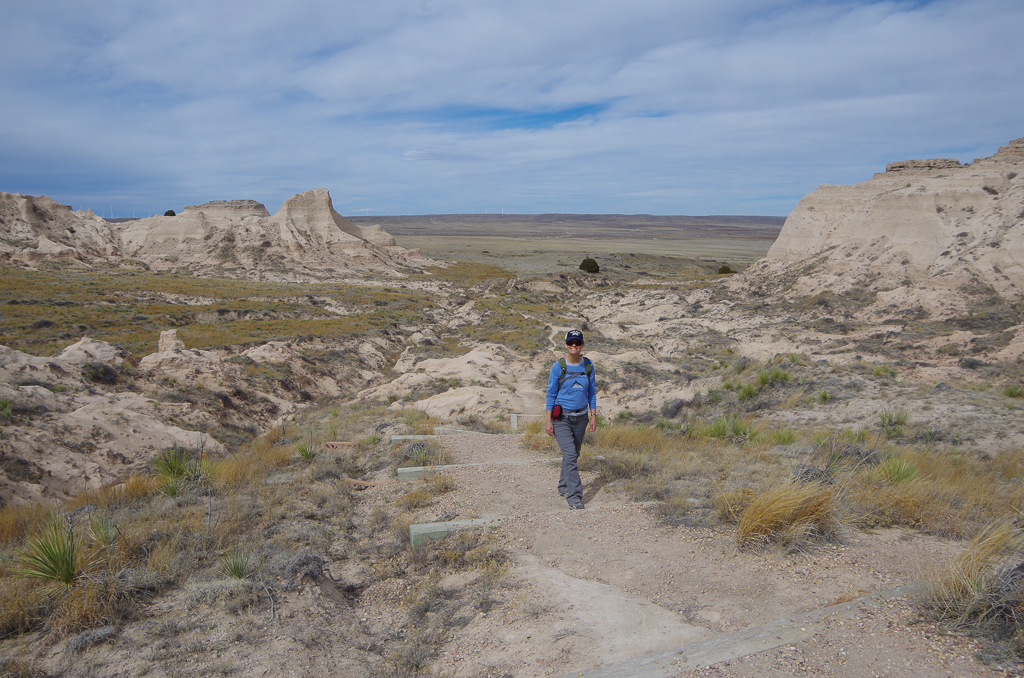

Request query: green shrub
[
  {"left": 163, "top": 209, "right": 176, "bottom": 217},
  {"left": 757, "top": 368, "right": 791, "bottom": 388},
  {"left": 579, "top": 258, "right": 600, "bottom": 273},
  {"left": 874, "top": 364, "right": 897, "bottom": 378},
  {"left": 717, "top": 265, "right": 736, "bottom": 275},
  {"left": 879, "top": 409, "right": 909, "bottom": 437},
  {"left": 1004, "top": 384, "right": 1024, "bottom": 399},
  {"left": 82, "top": 362, "right": 119, "bottom": 384}
]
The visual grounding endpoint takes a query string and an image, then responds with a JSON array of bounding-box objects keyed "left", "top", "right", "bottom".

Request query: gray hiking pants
[{"left": 553, "top": 412, "right": 588, "bottom": 504}]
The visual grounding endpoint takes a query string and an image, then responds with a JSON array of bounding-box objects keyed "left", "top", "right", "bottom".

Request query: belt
[{"left": 564, "top": 408, "right": 588, "bottom": 415}]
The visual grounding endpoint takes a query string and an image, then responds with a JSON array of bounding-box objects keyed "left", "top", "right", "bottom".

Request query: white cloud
[{"left": 0, "top": 0, "right": 1021, "bottom": 215}]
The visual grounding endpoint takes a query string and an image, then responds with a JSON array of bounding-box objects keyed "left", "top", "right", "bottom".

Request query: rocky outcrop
[
  {"left": 0, "top": 188, "right": 432, "bottom": 279},
  {"left": 742, "top": 138, "right": 1024, "bottom": 316},
  {"left": 0, "top": 326, "right": 407, "bottom": 505}
]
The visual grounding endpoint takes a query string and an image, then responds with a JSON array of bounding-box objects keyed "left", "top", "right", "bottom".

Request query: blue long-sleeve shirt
[{"left": 546, "top": 358, "right": 597, "bottom": 412}]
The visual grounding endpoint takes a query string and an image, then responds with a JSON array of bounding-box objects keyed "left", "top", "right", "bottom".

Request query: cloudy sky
[{"left": 1, "top": 0, "right": 1021, "bottom": 218}]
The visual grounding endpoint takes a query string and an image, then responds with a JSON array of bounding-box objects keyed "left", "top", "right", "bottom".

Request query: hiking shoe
[{"left": 569, "top": 502, "right": 585, "bottom": 510}]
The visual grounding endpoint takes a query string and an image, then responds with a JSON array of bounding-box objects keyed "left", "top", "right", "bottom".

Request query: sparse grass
[
  {"left": 396, "top": 489, "right": 433, "bottom": 510},
  {"left": 769, "top": 429, "right": 797, "bottom": 445},
  {"left": 879, "top": 408, "right": 909, "bottom": 437},
  {"left": 714, "top": 487, "right": 756, "bottom": 523},
  {"left": 0, "top": 402, "right": 398, "bottom": 649},
  {"left": 877, "top": 456, "right": 919, "bottom": 484},
  {"left": 737, "top": 383, "right": 758, "bottom": 401},
  {"left": 848, "top": 447, "right": 1024, "bottom": 538},
  {"left": 757, "top": 368, "right": 791, "bottom": 388},
  {"left": 1004, "top": 384, "right": 1024, "bottom": 399},
  {"left": 395, "top": 440, "right": 453, "bottom": 468},
  {"left": 874, "top": 364, "right": 897, "bottom": 378},
  {"left": 689, "top": 415, "right": 762, "bottom": 442},
  {"left": 0, "top": 268, "right": 434, "bottom": 356}
]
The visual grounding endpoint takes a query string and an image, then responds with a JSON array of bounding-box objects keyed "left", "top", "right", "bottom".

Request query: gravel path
[{"left": 416, "top": 429, "right": 1004, "bottom": 678}]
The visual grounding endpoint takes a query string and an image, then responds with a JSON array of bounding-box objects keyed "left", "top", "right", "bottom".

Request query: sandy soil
[{"left": 410, "top": 430, "right": 1002, "bottom": 678}]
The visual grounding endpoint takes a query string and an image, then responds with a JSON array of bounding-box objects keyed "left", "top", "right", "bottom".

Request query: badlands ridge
[
  {"left": 1, "top": 138, "right": 1023, "bottom": 509},
  {"left": 0, "top": 188, "right": 431, "bottom": 279}
]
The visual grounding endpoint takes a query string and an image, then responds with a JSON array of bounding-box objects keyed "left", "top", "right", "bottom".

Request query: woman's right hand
[{"left": 545, "top": 420, "right": 554, "bottom": 436}]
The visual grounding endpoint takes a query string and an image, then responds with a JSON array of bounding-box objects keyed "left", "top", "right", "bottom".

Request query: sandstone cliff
[
  {"left": 0, "top": 188, "right": 432, "bottom": 279},
  {"left": 743, "top": 138, "right": 1024, "bottom": 317}
]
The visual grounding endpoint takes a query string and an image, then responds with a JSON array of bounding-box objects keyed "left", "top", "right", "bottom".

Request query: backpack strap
[{"left": 558, "top": 357, "right": 592, "bottom": 386}]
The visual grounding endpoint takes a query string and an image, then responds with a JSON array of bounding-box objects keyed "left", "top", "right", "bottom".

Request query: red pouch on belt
[{"left": 551, "top": 404, "right": 562, "bottom": 420}]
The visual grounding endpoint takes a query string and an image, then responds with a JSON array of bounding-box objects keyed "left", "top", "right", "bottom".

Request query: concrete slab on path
[
  {"left": 409, "top": 517, "right": 505, "bottom": 550},
  {"left": 397, "top": 459, "right": 550, "bottom": 481},
  {"left": 555, "top": 584, "right": 919, "bottom": 678}
]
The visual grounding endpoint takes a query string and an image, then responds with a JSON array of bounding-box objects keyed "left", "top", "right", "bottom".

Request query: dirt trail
[{"left": 423, "top": 430, "right": 997, "bottom": 677}]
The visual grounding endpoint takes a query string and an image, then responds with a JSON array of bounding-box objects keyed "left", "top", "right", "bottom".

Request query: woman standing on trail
[{"left": 545, "top": 329, "right": 598, "bottom": 510}]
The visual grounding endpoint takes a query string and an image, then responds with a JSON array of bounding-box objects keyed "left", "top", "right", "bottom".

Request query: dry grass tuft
[
  {"left": 0, "top": 573, "right": 46, "bottom": 639},
  {"left": 736, "top": 482, "right": 842, "bottom": 549},
  {"left": 919, "top": 520, "right": 1024, "bottom": 629},
  {"left": 0, "top": 503, "right": 47, "bottom": 544},
  {"left": 714, "top": 487, "right": 756, "bottom": 523},
  {"left": 396, "top": 489, "right": 433, "bottom": 510}
]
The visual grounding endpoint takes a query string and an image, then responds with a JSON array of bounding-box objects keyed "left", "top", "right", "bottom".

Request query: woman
[{"left": 545, "top": 329, "right": 598, "bottom": 510}]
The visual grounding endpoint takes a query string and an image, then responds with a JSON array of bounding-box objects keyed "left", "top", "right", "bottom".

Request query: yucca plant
[
  {"left": 878, "top": 457, "right": 919, "bottom": 484},
  {"left": 152, "top": 447, "right": 195, "bottom": 481},
  {"left": 14, "top": 519, "right": 85, "bottom": 587},
  {"left": 757, "top": 368, "right": 791, "bottom": 388},
  {"left": 219, "top": 550, "right": 252, "bottom": 579},
  {"left": 737, "top": 384, "right": 758, "bottom": 401},
  {"left": 88, "top": 515, "right": 117, "bottom": 548},
  {"left": 408, "top": 445, "right": 433, "bottom": 467},
  {"left": 296, "top": 442, "right": 317, "bottom": 462},
  {"left": 159, "top": 478, "right": 180, "bottom": 498}
]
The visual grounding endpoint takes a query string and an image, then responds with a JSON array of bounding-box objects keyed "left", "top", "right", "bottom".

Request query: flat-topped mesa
[
  {"left": 884, "top": 158, "right": 962, "bottom": 174},
  {"left": 180, "top": 199, "right": 270, "bottom": 220}
]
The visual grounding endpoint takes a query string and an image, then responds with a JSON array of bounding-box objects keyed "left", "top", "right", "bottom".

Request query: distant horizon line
[{"left": 101, "top": 211, "right": 789, "bottom": 223}]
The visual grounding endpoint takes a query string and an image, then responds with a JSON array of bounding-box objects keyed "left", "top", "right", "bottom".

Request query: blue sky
[{"left": 1, "top": 0, "right": 1021, "bottom": 217}]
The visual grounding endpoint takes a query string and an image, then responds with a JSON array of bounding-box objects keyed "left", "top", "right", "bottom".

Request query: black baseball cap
[{"left": 565, "top": 330, "right": 584, "bottom": 344}]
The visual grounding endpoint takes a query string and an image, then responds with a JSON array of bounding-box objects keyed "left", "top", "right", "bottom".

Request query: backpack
[{"left": 558, "top": 357, "right": 593, "bottom": 387}]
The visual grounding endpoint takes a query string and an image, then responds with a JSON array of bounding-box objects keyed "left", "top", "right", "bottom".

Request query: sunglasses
[{"left": 566, "top": 340, "right": 583, "bottom": 346}]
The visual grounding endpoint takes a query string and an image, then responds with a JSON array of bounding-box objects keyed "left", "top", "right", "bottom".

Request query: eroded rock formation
[
  {"left": 0, "top": 188, "right": 433, "bottom": 279},
  {"left": 743, "top": 138, "right": 1024, "bottom": 316}
]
